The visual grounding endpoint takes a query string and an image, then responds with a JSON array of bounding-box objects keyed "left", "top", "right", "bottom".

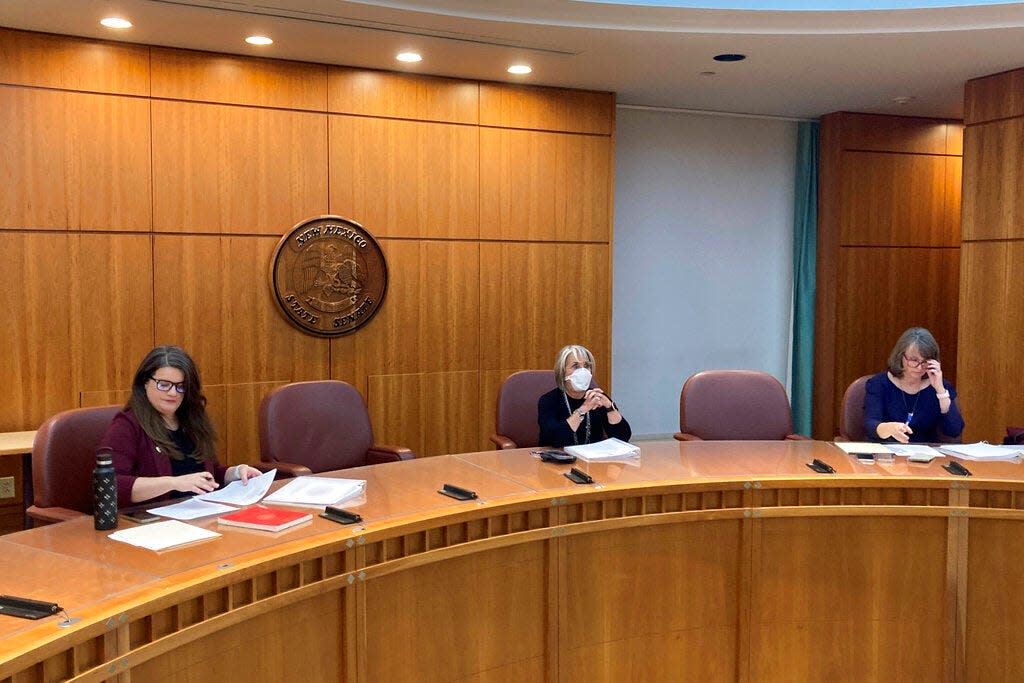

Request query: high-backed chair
[
  {"left": 840, "top": 374, "right": 963, "bottom": 443},
  {"left": 674, "top": 370, "right": 808, "bottom": 441},
  {"left": 28, "top": 405, "right": 121, "bottom": 526},
  {"left": 489, "top": 371, "right": 557, "bottom": 450},
  {"left": 838, "top": 375, "right": 873, "bottom": 441},
  {"left": 259, "top": 380, "right": 415, "bottom": 477}
]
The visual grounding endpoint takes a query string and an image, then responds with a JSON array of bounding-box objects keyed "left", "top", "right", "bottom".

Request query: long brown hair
[{"left": 126, "top": 345, "right": 217, "bottom": 461}]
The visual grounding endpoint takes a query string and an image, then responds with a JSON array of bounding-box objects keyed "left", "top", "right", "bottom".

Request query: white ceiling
[{"left": 2, "top": 0, "right": 1024, "bottom": 119}]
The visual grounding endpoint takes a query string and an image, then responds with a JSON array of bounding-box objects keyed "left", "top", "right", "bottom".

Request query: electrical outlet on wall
[{"left": 0, "top": 476, "right": 15, "bottom": 499}]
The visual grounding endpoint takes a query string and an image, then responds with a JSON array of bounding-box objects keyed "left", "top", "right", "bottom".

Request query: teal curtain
[{"left": 791, "top": 121, "right": 819, "bottom": 436}]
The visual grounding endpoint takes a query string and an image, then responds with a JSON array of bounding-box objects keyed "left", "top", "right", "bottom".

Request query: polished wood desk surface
[
  {"left": 0, "top": 430, "right": 35, "bottom": 455},
  {"left": 2, "top": 438, "right": 1023, "bottom": 677}
]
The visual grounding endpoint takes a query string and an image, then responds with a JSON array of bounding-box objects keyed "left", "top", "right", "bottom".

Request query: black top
[
  {"left": 167, "top": 428, "right": 203, "bottom": 497},
  {"left": 537, "top": 387, "right": 632, "bottom": 448}
]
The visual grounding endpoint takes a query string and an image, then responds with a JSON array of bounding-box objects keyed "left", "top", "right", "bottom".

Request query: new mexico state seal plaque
[{"left": 269, "top": 216, "right": 388, "bottom": 337}]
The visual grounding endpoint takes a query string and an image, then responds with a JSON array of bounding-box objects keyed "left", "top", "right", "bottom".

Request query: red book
[{"left": 217, "top": 505, "right": 312, "bottom": 532}]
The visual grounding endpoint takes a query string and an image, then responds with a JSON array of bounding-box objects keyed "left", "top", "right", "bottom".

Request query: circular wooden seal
[{"left": 269, "top": 216, "right": 388, "bottom": 337}]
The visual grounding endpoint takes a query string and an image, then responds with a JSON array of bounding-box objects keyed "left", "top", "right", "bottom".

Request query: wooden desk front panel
[{"left": 4, "top": 441, "right": 1024, "bottom": 682}]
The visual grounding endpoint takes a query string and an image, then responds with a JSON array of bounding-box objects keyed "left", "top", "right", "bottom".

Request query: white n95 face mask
[{"left": 567, "top": 367, "right": 592, "bottom": 392}]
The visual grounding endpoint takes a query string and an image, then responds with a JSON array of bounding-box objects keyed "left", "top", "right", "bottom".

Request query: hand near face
[
  {"left": 175, "top": 471, "right": 218, "bottom": 495},
  {"left": 925, "top": 359, "right": 944, "bottom": 392}
]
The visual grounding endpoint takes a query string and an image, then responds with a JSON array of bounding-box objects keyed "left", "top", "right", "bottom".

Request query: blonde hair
[{"left": 553, "top": 345, "right": 595, "bottom": 393}]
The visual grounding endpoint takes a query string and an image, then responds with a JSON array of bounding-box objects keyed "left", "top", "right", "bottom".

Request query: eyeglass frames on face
[
  {"left": 150, "top": 377, "right": 185, "bottom": 394},
  {"left": 902, "top": 354, "right": 928, "bottom": 368}
]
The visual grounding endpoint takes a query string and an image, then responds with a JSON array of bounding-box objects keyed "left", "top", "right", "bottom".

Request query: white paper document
[
  {"left": 108, "top": 519, "right": 221, "bottom": 551},
  {"left": 149, "top": 498, "right": 237, "bottom": 520},
  {"left": 564, "top": 438, "right": 641, "bottom": 461},
  {"left": 833, "top": 442, "right": 892, "bottom": 455},
  {"left": 197, "top": 468, "right": 276, "bottom": 506},
  {"left": 263, "top": 477, "right": 367, "bottom": 507},
  {"left": 939, "top": 442, "right": 1024, "bottom": 462},
  {"left": 886, "top": 444, "right": 943, "bottom": 458}
]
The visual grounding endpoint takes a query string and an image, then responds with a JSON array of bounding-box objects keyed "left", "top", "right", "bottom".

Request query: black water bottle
[{"left": 92, "top": 447, "right": 118, "bottom": 530}]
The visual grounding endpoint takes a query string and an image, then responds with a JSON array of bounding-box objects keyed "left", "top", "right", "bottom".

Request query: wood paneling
[
  {"left": 480, "top": 128, "right": 612, "bottom": 242},
  {"left": 834, "top": 247, "right": 960, "bottom": 428},
  {"left": 815, "top": 112, "right": 962, "bottom": 440},
  {"left": 0, "top": 88, "right": 152, "bottom": 230},
  {"left": 966, "top": 518, "right": 1024, "bottom": 681},
  {"left": 0, "top": 233, "right": 74, "bottom": 429},
  {"left": 367, "top": 371, "right": 481, "bottom": 457},
  {"left": 957, "top": 241, "right": 1024, "bottom": 441},
  {"left": 151, "top": 47, "right": 328, "bottom": 110},
  {"left": 752, "top": 516, "right": 947, "bottom": 680},
  {"left": 219, "top": 381, "right": 289, "bottom": 465},
  {"left": 0, "top": 27, "right": 149, "bottom": 95},
  {"left": 152, "top": 101, "right": 328, "bottom": 233},
  {"left": 961, "top": 118, "right": 1024, "bottom": 241},
  {"left": 69, "top": 234, "right": 154, "bottom": 392},
  {"left": 964, "top": 68, "right": 1024, "bottom": 125},
  {"left": 839, "top": 151, "right": 955, "bottom": 246},
  {"left": 329, "top": 115, "right": 479, "bottom": 239},
  {"left": 153, "top": 236, "right": 330, "bottom": 386},
  {"left": 480, "top": 82, "right": 614, "bottom": 134},
  {"left": 329, "top": 67, "right": 478, "bottom": 123},
  {"left": 564, "top": 520, "right": 740, "bottom": 680},
  {"left": 365, "top": 542, "right": 547, "bottom": 681},
  {"left": 330, "top": 239, "right": 479, "bottom": 384},
  {"left": 479, "top": 242, "right": 610, "bottom": 372}
]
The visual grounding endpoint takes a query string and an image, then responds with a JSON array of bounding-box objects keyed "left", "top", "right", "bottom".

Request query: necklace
[
  {"left": 897, "top": 379, "right": 921, "bottom": 425},
  {"left": 562, "top": 391, "right": 590, "bottom": 445}
]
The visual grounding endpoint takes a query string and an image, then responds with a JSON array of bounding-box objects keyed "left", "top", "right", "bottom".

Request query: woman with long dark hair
[{"left": 99, "top": 345, "right": 260, "bottom": 506}]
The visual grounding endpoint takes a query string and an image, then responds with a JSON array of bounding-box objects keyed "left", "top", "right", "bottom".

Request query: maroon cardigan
[{"left": 98, "top": 408, "right": 226, "bottom": 508}]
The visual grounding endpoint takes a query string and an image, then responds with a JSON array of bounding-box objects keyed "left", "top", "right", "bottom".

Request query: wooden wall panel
[
  {"left": 330, "top": 240, "right": 479, "bottom": 385},
  {"left": 838, "top": 151, "right": 955, "bottom": 246},
  {"left": 0, "top": 27, "right": 149, "bottom": 95},
  {"left": 367, "top": 371, "right": 480, "bottom": 456},
  {"left": 328, "top": 67, "right": 478, "bottom": 124},
  {"left": 69, "top": 234, "right": 154, "bottom": 393},
  {"left": 365, "top": 543, "right": 546, "bottom": 681},
  {"left": 480, "top": 83, "right": 614, "bottom": 135},
  {"left": 964, "top": 68, "right": 1024, "bottom": 125},
  {"left": 961, "top": 118, "right": 1024, "bottom": 241},
  {"left": 153, "top": 236, "right": 331, "bottom": 388},
  {"left": 957, "top": 242, "right": 1024, "bottom": 441},
  {"left": 480, "top": 128, "right": 612, "bottom": 242},
  {"left": 151, "top": 47, "right": 327, "bottom": 110},
  {"left": 329, "top": 115, "right": 479, "bottom": 239},
  {"left": 815, "top": 112, "right": 962, "bottom": 439},
  {"left": 834, "top": 247, "right": 960, "bottom": 428},
  {"left": 966, "top": 519, "right": 1024, "bottom": 681},
  {"left": 0, "top": 233, "right": 74, "bottom": 430},
  {"left": 152, "top": 101, "right": 328, "bottom": 234},
  {"left": 0, "top": 88, "right": 152, "bottom": 230},
  {"left": 479, "top": 243, "right": 610, "bottom": 372},
  {"left": 220, "top": 382, "right": 290, "bottom": 465}
]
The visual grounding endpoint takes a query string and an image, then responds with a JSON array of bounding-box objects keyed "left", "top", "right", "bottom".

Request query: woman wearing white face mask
[{"left": 537, "top": 344, "right": 631, "bottom": 448}]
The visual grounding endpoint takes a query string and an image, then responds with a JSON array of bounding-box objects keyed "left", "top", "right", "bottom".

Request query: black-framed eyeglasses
[{"left": 150, "top": 377, "right": 186, "bottom": 394}]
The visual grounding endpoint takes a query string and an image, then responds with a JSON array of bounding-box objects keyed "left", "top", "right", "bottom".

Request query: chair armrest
[
  {"left": 673, "top": 432, "right": 704, "bottom": 441},
  {"left": 785, "top": 434, "right": 812, "bottom": 441},
  {"left": 259, "top": 461, "right": 313, "bottom": 478},
  {"left": 489, "top": 434, "right": 518, "bottom": 450},
  {"left": 833, "top": 435, "right": 850, "bottom": 443},
  {"left": 27, "top": 505, "right": 88, "bottom": 526},
  {"left": 366, "top": 445, "right": 416, "bottom": 464}
]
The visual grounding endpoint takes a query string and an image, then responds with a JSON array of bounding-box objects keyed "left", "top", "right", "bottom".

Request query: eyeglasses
[
  {"left": 150, "top": 377, "right": 185, "bottom": 394},
  {"left": 902, "top": 354, "right": 928, "bottom": 368}
]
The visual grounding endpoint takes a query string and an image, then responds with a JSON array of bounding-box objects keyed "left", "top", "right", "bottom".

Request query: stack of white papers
[
  {"left": 263, "top": 477, "right": 366, "bottom": 507},
  {"left": 939, "top": 442, "right": 1024, "bottom": 462},
  {"left": 108, "top": 520, "right": 220, "bottom": 551},
  {"left": 197, "top": 468, "right": 276, "bottom": 506},
  {"left": 149, "top": 498, "right": 236, "bottom": 520},
  {"left": 833, "top": 442, "right": 892, "bottom": 455},
  {"left": 564, "top": 438, "right": 640, "bottom": 461},
  {"left": 886, "top": 444, "right": 943, "bottom": 458}
]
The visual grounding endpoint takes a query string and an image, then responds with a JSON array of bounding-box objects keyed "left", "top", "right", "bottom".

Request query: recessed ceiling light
[
  {"left": 396, "top": 52, "right": 422, "bottom": 63},
  {"left": 100, "top": 17, "right": 132, "bottom": 29},
  {"left": 245, "top": 35, "right": 273, "bottom": 46},
  {"left": 893, "top": 95, "right": 916, "bottom": 105},
  {"left": 699, "top": 71, "right": 717, "bottom": 77},
  {"left": 713, "top": 53, "right": 746, "bottom": 62},
  {"left": 507, "top": 64, "right": 532, "bottom": 75}
]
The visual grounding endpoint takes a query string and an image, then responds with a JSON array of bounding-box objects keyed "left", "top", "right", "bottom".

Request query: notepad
[{"left": 108, "top": 520, "right": 220, "bottom": 551}]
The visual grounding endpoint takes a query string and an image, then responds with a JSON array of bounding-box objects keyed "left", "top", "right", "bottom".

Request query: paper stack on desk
[
  {"left": 939, "top": 442, "right": 1024, "bottom": 462},
  {"left": 108, "top": 520, "right": 220, "bottom": 551},
  {"left": 564, "top": 438, "right": 640, "bottom": 461},
  {"left": 263, "top": 477, "right": 366, "bottom": 507}
]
